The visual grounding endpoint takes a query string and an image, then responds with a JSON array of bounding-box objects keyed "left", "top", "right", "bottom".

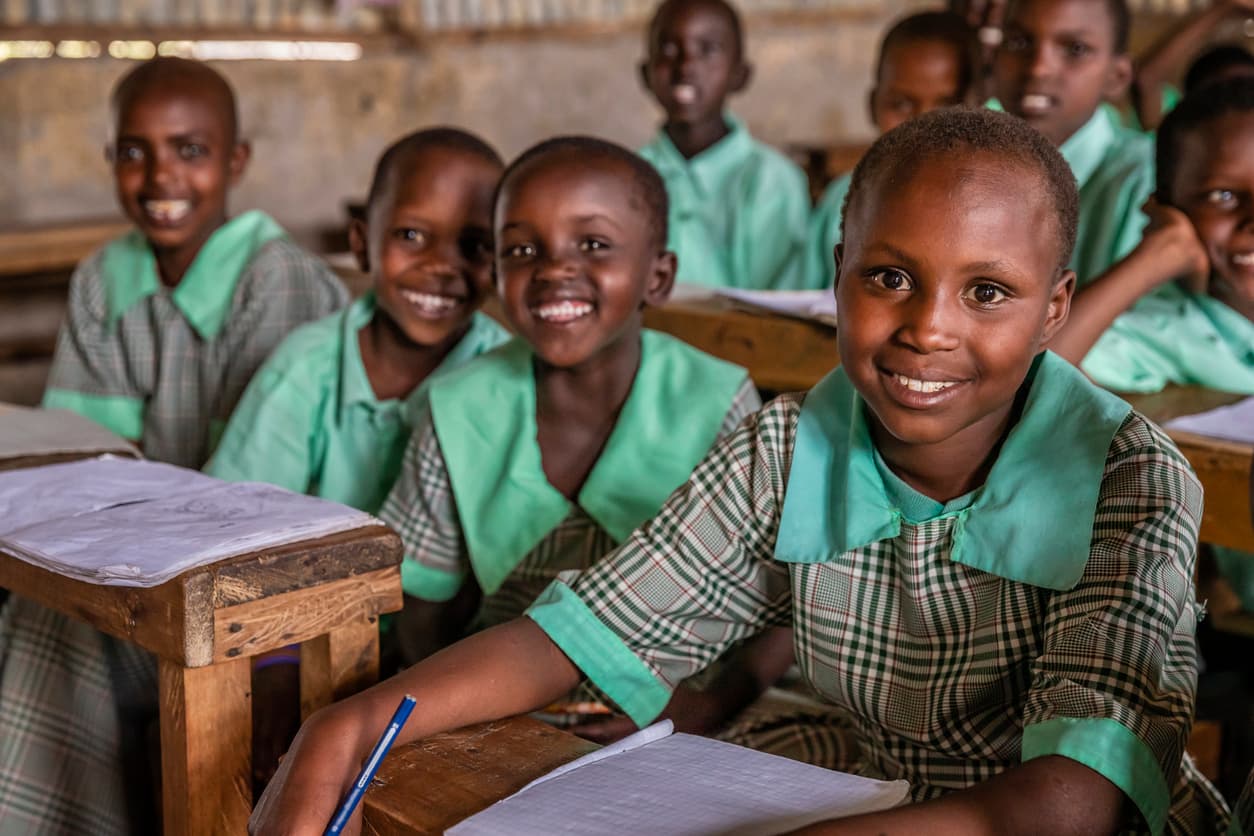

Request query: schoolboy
[
  {"left": 1052, "top": 78, "right": 1254, "bottom": 395},
  {"left": 638, "top": 0, "right": 811, "bottom": 290},
  {"left": 993, "top": 0, "right": 1153, "bottom": 285},
  {"left": 206, "top": 128, "right": 509, "bottom": 512},
  {"left": 807, "top": 10, "right": 979, "bottom": 289},
  {"left": 377, "top": 137, "right": 809, "bottom": 747},
  {"left": 254, "top": 109, "right": 1228, "bottom": 836},
  {"left": 0, "top": 58, "right": 346, "bottom": 835}
]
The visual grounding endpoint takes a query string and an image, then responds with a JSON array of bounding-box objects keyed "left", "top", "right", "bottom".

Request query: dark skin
[
  {"left": 108, "top": 61, "right": 249, "bottom": 287},
  {"left": 870, "top": 39, "right": 971, "bottom": 136},
  {"left": 640, "top": 0, "right": 750, "bottom": 160}
]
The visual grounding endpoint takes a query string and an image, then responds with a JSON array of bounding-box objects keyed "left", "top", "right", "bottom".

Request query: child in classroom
[
  {"left": 638, "top": 0, "right": 812, "bottom": 290},
  {"left": 254, "top": 108, "right": 1229, "bottom": 836},
  {"left": 376, "top": 135, "right": 823, "bottom": 751},
  {"left": 0, "top": 57, "right": 346, "bottom": 836},
  {"left": 807, "top": 10, "right": 980, "bottom": 289},
  {"left": 993, "top": 0, "right": 1153, "bottom": 285}
]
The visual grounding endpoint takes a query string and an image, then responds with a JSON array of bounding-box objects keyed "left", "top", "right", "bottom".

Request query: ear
[
  {"left": 228, "top": 140, "right": 251, "bottom": 185},
  {"left": 729, "top": 61, "right": 753, "bottom": 95},
  {"left": 348, "top": 218, "right": 370, "bottom": 274},
  {"left": 1102, "top": 53, "right": 1133, "bottom": 100},
  {"left": 1040, "top": 268, "right": 1076, "bottom": 344},
  {"left": 643, "top": 250, "right": 678, "bottom": 307}
]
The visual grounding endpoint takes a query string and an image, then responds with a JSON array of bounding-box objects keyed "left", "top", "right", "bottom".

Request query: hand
[
  {"left": 568, "top": 685, "right": 730, "bottom": 744},
  {"left": 1139, "top": 197, "right": 1209, "bottom": 293},
  {"left": 249, "top": 706, "right": 369, "bottom": 836}
]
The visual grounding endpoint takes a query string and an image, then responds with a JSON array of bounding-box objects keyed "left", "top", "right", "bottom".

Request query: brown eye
[
  {"left": 869, "top": 269, "right": 912, "bottom": 291},
  {"left": 966, "top": 283, "right": 1006, "bottom": 305}
]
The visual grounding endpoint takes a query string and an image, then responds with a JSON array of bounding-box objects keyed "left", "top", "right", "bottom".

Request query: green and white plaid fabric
[
  {"left": 381, "top": 376, "right": 761, "bottom": 630},
  {"left": 527, "top": 394, "right": 1230, "bottom": 835}
]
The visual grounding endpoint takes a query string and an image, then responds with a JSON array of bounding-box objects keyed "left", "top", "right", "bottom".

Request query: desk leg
[
  {"left": 158, "top": 656, "right": 252, "bottom": 836},
  {"left": 299, "top": 618, "right": 379, "bottom": 720}
]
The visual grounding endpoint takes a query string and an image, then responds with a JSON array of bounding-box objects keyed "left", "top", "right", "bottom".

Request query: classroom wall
[{"left": 1, "top": 5, "right": 916, "bottom": 240}]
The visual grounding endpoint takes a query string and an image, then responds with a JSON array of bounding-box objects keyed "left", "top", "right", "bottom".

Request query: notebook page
[{"left": 1165, "top": 397, "right": 1254, "bottom": 444}]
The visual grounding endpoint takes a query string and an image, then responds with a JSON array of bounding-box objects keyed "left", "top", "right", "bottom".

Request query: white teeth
[
  {"left": 894, "top": 374, "right": 957, "bottom": 393},
  {"left": 1021, "top": 94, "right": 1051, "bottom": 113},
  {"left": 399, "top": 289, "right": 458, "bottom": 315},
  {"left": 672, "top": 83, "right": 698, "bottom": 105},
  {"left": 1233, "top": 253, "right": 1254, "bottom": 266},
  {"left": 535, "top": 300, "right": 594, "bottom": 323},
  {"left": 143, "top": 199, "right": 190, "bottom": 222}
]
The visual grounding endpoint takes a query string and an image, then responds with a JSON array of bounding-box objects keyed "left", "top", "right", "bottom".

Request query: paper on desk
[
  {"left": 0, "top": 406, "right": 139, "bottom": 464},
  {"left": 716, "top": 288, "right": 839, "bottom": 326},
  {"left": 448, "top": 721, "right": 909, "bottom": 836},
  {"left": 0, "top": 456, "right": 377, "bottom": 586},
  {"left": 1164, "top": 396, "right": 1254, "bottom": 444}
]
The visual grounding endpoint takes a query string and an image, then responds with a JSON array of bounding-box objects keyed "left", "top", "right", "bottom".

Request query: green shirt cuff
[
  {"left": 400, "top": 559, "right": 465, "bottom": 602},
  {"left": 525, "top": 580, "right": 672, "bottom": 727},
  {"left": 42, "top": 388, "right": 144, "bottom": 441},
  {"left": 1023, "top": 716, "right": 1170, "bottom": 835}
]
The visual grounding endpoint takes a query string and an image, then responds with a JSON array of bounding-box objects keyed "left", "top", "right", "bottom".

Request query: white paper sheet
[
  {"left": 1164, "top": 396, "right": 1254, "bottom": 444},
  {"left": 448, "top": 722, "right": 909, "bottom": 836},
  {"left": 0, "top": 406, "right": 139, "bottom": 462},
  {"left": 0, "top": 457, "right": 378, "bottom": 586},
  {"left": 715, "top": 288, "right": 838, "bottom": 326}
]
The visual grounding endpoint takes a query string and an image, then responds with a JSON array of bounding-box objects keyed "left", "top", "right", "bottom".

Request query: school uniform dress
[
  {"left": 1061, "top": 108, "right": 1156, "bottom": 286},
  {"left": 806, "top": 171, "right": 851, "bottom": 291},
  {"left": 639, "top": 116, "right": 812, "bottom": 290},
  {"left": 525, "top": 351, "right": 1230, "bottom": 835},
  {"left": 0, "top": 211, "right": 347, "bottom": 835},
  {"left": 205, "top": 292, "right": 508, "bottom": 513}
]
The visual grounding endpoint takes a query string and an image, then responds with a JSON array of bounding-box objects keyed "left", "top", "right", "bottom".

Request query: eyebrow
[{"left": 861, "top": 243, "right": 1018, "bottom": 275}]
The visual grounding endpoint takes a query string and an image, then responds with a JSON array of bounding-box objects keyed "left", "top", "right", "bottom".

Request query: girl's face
[{"left": 836, "top": 151, "right": 1073, "bottom": 462}]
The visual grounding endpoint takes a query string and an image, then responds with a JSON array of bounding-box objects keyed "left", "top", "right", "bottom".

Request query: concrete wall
[{"left": 2, "top": 6, "right": 917, "bottom": 240}]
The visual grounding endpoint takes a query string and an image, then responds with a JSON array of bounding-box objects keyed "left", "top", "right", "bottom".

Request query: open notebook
[
  {"left": 448, "top": 720, "right": 909, "bottom": 835},
  {"left": 0, "top": 456, "right": 377, "bottom": 586}
]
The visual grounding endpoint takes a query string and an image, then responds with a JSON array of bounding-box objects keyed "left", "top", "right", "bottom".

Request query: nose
[
  {"left": 896, "top": 290, "right": 961, "bottom": 354},
  {"left": 145, "top": 147, "right": 176, "bottom": 189},
  {"left": 1026, "top": 41, "right": 1057, "bottom": 79},
  {"left": 535, "top": 251, "right": 578, "bottom": 282}
]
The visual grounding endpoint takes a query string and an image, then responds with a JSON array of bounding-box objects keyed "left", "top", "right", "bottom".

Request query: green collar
[
  {"left": 336, "top": 292, "right": 505, "bottom": 426},
  {"left": 1059, "top": 109, "right": 1116, "bottom": 189},
  {"left": 775, "top": 352, "right": 1130, "bottom": 591},
  {"left": 428, "top": 330, "right": 748, "bottom": 595},
  {"left": 648, "top": 113, "right": 753, "bottom": 187},
  {"left": 101, "top": 210, "right": 287, "bottom": 339}
]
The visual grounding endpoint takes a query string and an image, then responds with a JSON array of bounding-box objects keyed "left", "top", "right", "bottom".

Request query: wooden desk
[
  {"left": 363, "top": 716, "right": 598, "bottom": 835},
  {"left": 0, "top": 522, "right": 403, "bottom": 836},
  {"left": 0, "top": 219, "right": 130, "bottom": 278}
]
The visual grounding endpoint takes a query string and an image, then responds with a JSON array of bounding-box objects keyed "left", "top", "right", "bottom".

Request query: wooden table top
[
  {"left": 0, "top": 219, "right": 131, "bottom": 277},
  {"left": 363, "top": 716, "right": 598, "bottom": 835},
  {"left": 0, "top": 523, "right": 403, "bottom": 667}
]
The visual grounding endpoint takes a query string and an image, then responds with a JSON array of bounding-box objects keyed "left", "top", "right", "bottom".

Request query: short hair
[
  {"left": 366, "top": 127, "right": 503, "bottom": 218},
  {"left": 497, "top": 136, "right": 670, "bottom": 250},
  {"left": 877, "top": 11, "right": 981, "bottom": 96},
  {"left": 647, "top": 0, "right": 744, "bottom": 61},
  {"left": 111, "top": 57, "right": 239, "bottom": 143},
  {"left": 1157, "top": 77, "right": 1254, "bottom": 204},
  {"left": 1183, "top": 44, "right": 1254, "bottom": 93},
  {"left": 842, "top": 107, "right": 1079, "bottom": 272}
]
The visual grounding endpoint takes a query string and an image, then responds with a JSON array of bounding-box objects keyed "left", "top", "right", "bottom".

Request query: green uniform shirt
[
  {"left": 1082, "top": 283, "right": 1254, "bottom": 395},
  {"left": 640, "top": 115, "right": 812, "bottom": 290},
  {"left": 806, "top": 172, "right": 851, "bottom": 291},
  {"left": 1061, "top": 108, "right": 1156, "bottom": 286},
  {"left": 527, "top": 352, "right": 1227, "bottom": 835},
  {"left": 205, "top": 293, "right": 508, "bottom": 513},
  {"left": 42, "top": 210, "right": 348, "bottom": 468}
]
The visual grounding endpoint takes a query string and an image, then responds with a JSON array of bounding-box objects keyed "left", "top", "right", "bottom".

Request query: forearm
[{"left": 790, "top": 756, "right": 1124, "bottom": 836}]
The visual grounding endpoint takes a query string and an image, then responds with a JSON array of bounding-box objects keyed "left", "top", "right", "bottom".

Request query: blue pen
[{"left": 324, "top": 694, "right": 417, "bottom": 836}]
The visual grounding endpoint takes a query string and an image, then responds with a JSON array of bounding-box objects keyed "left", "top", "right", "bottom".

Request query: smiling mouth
[
  {"left": 879, "top": 368, "right": 967, "bottom": 407},
  {"left": 533, "top": 300, "right": 595, "bottom": 324},
  {"left": 399, "top": 289, "right": 461, "bottom": 319},
  {"left": 672, "top": 83, "right": 699, "bottom": 105},
  {"left": 142, "top": 199, "right": 191, "bottom": 224},
  {"left": 1232, "top": 252, "right": 1254, "bottom": 268},
  {"left": 892, "top": 374, "right": 959, "bottom": 393},
  {"left": 1019, "top": 94, "right": 1053, "bottom": 115}
]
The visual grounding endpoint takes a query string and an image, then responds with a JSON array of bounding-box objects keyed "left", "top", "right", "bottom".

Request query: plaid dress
[
  {"left": 0, "top": 220, "right": 347, "bottom": 835},
  {"left": 527, "top": 366, "right": 1230, "bottom": 835}
]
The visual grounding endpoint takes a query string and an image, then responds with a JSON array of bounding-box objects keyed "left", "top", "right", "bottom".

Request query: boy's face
[
  {"left": 836, "top": 153, "right": 1072, "bottom": 455},
  {"left": 111, "top": 82, "right": 248, "bottom": 257},
  {"left": 1169, "top": 115, "right": 1254, "bottom": 311},
  {"left": 993, "top": 0, "right": 1130, "bottom": 147},
  {"left": 495, "top": 155, "right": 675, "bottom": 369},
  {"left": 642, "top": 0, "right": 748, "bottom": 128},
  {"left": 871, "top": 40, "right": 968, "bottom": 135},
  {"left": 352, "top": 148, "right": 500, "bottom": 348}
]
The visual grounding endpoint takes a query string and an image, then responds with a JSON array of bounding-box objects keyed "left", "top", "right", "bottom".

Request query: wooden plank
[
  {"left": 644, "top": 299, "right": 839, "bottom": 392},
  {"left": 363, "top": 717, "right": 599, "bottom": 835},
  {"left": 158, "top": 655, "right": 253, "bottom": 836},
  {"left": 213, "top": 565, "right": 399, "bottom": 663},
  {"left": 299, "top": 616, "right": 381, "bottom": 720},
  {"left": 1172, "top": 433, "right": 1254, "bottom": 553},
  {"left": 0, "top": 219, "right": 130, "bottom": 277}
]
